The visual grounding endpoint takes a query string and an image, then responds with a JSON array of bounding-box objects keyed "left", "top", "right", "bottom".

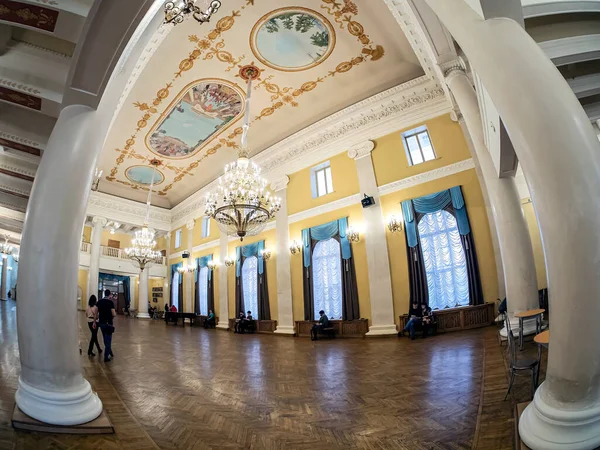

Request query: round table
[{"left": 515, "top": 309, "right": 545, "bottom": 350}]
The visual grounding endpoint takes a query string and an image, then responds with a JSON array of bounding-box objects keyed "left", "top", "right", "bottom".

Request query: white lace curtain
[
  {"left": 312, "top": 238, "right": 342, "bottom": 320},
  {"left": 171, "top": 271, "right": 180, "bottom": 309},
  {"left": 242, "top": 256, "right": 258, "bottom": 318},
  {"left": 198, "top": 266, "right": 209, "bottom": 315},
  {"left": 418, "top": 210, "right": 470, "bottom": 310}
]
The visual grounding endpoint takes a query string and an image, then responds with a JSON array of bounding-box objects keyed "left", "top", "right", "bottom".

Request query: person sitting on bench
[
  {"left": 204, "top": 309, "right": 216, "bottom": 328},
  {"left": 311, "top": 310, "right": 330, "bottom": 341},
  {"left": 170, "top": 304, "right": 178, "bottom": 312},
  {"left": 242, "top": 311, "right": 254, "bottom": 333},
  {"left": 234, "top": 311, "right": 246, "bottom": 333},
  {"left": 400, "top": 301, "right": 423, "bottom": 340},
  {"left": 421, "top": 303, "right": 433, "bottom": 338}
]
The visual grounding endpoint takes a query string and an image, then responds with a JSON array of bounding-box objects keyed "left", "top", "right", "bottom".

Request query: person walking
[
  {"left": 85, "top": 295, "right": 102, "bottom": 356},
  {"left": 97, "top": 289, "right": 116, "bottom": 362}
]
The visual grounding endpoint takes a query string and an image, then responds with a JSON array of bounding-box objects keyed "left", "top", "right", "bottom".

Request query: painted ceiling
[{"left": 97, "top": 0, "right": 424, "bottom": 207}]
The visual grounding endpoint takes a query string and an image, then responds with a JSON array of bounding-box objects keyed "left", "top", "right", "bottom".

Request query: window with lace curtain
[
  {"left": 417, "top": 210, "right": 470, "bottom": 309},
  {"left": 171, "top": 271, "right": 180, "bottom": 308},
  {"left": 198, "top": 266, "right": 209, "bottom": 315},
  {"left": 312, "top": 238, "right": 342, "bottom": 320},
  {"left": 242, "top": 256, "right": 258, "bottom": 318}
]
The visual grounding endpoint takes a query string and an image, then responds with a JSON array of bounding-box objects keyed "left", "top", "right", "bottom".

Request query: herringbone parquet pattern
[{"left": 0, "top": 301, "right": 516, "bottom": 449}]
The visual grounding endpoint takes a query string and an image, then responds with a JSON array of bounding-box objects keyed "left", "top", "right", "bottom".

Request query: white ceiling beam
[
  {"left": 0, "top": 103, "right": 54, "bottom": 151},
  {"left": 539, "top": 34, "right": 600, "bottom": 66},
  {"left": 584, "top": 101, "right": 600, "bottom": 121},
  {"left": 568, "top": 72, "right": 600, "bottom": 98},
  {"left": 523, "top": 0, "right": 600, "bottom": 18}
]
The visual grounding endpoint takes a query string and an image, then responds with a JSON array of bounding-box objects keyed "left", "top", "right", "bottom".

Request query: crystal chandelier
[
  {"left": 205, "top": 65, "right": 281, "bottom": 241},
  {"left": 0, "top": 235, "right": 13, "bottom": 259},
  {"left": 164, "top": 0, "right": 221, "bottom": 26},
  {"left": 124, "top": 162, "right": 162, "bottom": 271}
]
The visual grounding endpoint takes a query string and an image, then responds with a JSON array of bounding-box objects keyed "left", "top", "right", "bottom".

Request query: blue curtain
[
  {"left": 236, "top": 241, "right": 265, "bottom": 276},
  {"left": 302, "top": 218, "right": 351, "bottom": 268},
  {"left": 196, "top": 254, "right": 213, "bottom": 280},
  {"left": 171, "top": 262, "right": 182, "bottom": 275}
]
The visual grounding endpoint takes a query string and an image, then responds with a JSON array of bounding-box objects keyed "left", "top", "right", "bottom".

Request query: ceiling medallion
[
  {"left": 164, "top": 0, "right": 221, "bottom": 26},
  {"left": 124, "top": 166, "right": 162, "bottom": 271},
  {"left": 205, "top": 64, "right": 280, "bottom": 241},
  {"left": 250, "top": 7, "right": 336, "bottom": 72}
]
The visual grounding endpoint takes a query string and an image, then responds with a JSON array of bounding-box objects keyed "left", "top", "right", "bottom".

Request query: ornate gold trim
[
  {"left": 124, "top": 165, "right": 166, "bottom": 186},
  {"left": 249, "top": 7, "right": 336, "bottom": 73}
]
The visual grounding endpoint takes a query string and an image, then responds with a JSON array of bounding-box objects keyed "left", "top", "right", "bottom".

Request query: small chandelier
[
  {"left": 207, "top": 260, "right": 218, "bottom": 270},
  {"left": 92, "top": 167, "right": 102, "bottom": 191},
  {"left": 178, "top": 263, "right": 196, "bottom": 274},
  {"left": 164, "top": 0, "right": 221, "bottom": 26},
  {"left": 259, "top": 248, "right": 272, "bottom": 261},
  {"left": 347, "top": 226, "right": 360, "bottom": 243},
  {"left": 289, "top": 240, "right": 301, "bottom": 255},
  {"left": 124, "top": 162, "right": 162, "bottom": 271},
  {"left": 224, "top": 257, "right": 235, "bottom": 267},
  {"left": 12, "top": 250, "right": 18, "bottom": 262},
  {"left": 0, "top": 235, "right": 13, "bottom": 259},
  {"left": 205, "top": 65, "right": 281, "bottom": 241},
  {"left": 387, "top": 215, "right": 402, "bottom": 233}
]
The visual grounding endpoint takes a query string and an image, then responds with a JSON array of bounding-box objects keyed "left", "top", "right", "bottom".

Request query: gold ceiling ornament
[
  {"left": 124, "top": 164, "right": 162, "bottom": 271},
  {"left": 205, "top": 65, "right": 280, "bottom": 241},
  {"left": 164, "top": 0, "right": 222, "bottom": 26}
]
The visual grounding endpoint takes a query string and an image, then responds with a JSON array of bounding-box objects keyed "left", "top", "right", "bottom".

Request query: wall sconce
[
  {"left": 289, "top": 240, "right": 301, "bottom": 255},
  {"left": 92, "top": 168, "right": 103, "bottom": 191},
  {"left": 260, "top": 249, "right": 272, "bottom": 261},
  {"left": 347, "top": 226, "right": 360, "bottom": 243},
  {"left": 176, "top": 265, "right": 186, "bottom": 274},
  {"left": 387, "top": 215, "right": 403, "bottom": 233},
  {"left": 224, "top": 257, "right": 235, "bottom": 267},
  {"left": 207, "top": 260, "right": 218, "bottom": 270}
]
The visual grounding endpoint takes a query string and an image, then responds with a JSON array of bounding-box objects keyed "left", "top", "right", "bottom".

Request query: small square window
[
  {"left": 311, "top": 161, "right": 334, "bottom": 198},
  {"left": 201, "top": 216, "right": 210, "bottom": 238},
  {"left": 402, "top": 126, "right": 436, "bottom": 166},
  {"left": 175, "top": 229, "right": 182, "bottom": 248}
]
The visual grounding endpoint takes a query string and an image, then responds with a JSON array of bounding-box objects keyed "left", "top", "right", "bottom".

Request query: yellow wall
[
  {"left": 100, "top": 231, "right": 132, "bottom": 248},
  {"left": 170, "top": 226, "right": 188, "bottom": 251},
  {"left": 380, "top": 169, "right": 498, "bottom": 325},
  {"left": 148, "top": 277, "right": 165, "bottom": 310},
  {"left": 372, "top": 113, "right": 471, "bottom": 187},
  {"left": 522, "top": 199, "right": 547, "bottom": 289},
  {"left": 287, "top": 151, "right": 360, "bottom": 215},
  {"left": 192, "top": 217, "right": 220, "bottom": 247},
  {"left": 227, "top": 229, "right": 279, "bottom": 321},
  {"left": 82, "top": 226, "right": 92, "bottom": 243},
  {"left": 156, "top": 236, "right": 167, "bottom": 253},
  {"left": 78, "top": 268, "right": 88, "bottom": 309}
]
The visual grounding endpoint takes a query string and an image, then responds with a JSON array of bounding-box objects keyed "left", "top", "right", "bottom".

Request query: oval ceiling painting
[
  {"left": 147, "top": 80, "right": 244, "bottom": 159},
  {"left": 125, "top": 165, "right": 165, "bottom": 186},
  {"left": 251, "top": 7, "right": 335, "bottom": 72}
]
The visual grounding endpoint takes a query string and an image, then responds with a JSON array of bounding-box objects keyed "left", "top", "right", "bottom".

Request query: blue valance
[
  {"left": 236, "top": 241, "right": 265, "bottom": 277},
  {"left": 195, "top": 254, "right": 213, "bottom": 281},
  {"left": 171, "top": 262, "right": 182, "bottom": 276},
  {"left": 403, "top": 186, "right": 471, "bottom": 248},
  {"left": 302, "top": 218, "right": 352, "bottom": 268}
]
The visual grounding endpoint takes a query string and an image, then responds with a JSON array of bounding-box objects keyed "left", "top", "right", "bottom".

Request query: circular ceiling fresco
[
  {"left": 250, "top": 7, "right": 335, "bottom": 72},
  {"left": 125, "top": 165, "right": 165, "bottom": 186}
]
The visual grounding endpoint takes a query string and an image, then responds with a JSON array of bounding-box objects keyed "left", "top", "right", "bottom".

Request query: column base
[
  {"left": 136, "top": 312, "right": 151, "bottom": 319},
  {"left": 15, "top": 377, "right": 102, "bottom": 426},
  {"left": 499, "top": 315, "right": 544, "bottom": 338},
  {"left": 216, "top": 321, "right": 229, "bottom": 330},
  {"left": 519, "top": 382, "right": 600, "bottom": 450},
  {"left": 366, "top": 324, "right": 398, "bottom": 336},
  {"left": 274, "top": 326, "right": 295, "bottom": 335}
]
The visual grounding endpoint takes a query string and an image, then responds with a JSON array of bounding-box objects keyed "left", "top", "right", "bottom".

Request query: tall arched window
[
  {"left": 198, "top": 266, "right": 209, "bottom": 315},
  {"left": 418, "top": 209, "right": 470, "bottom": 310},
  {"left": 242, "top": 256, "right": 258, "bottom": 318},
  {"left": 171, "top": 271, "right": 180, "bottom": 308},
  {"left": 312, "top": 238, "right": 342, "bottom": 320}
]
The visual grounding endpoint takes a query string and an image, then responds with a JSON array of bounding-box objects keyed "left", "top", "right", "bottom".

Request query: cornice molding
[
  {"left": 270, "top": 175, "right": 290, "bottom": 192},
  {"left": 347, "top": 140, "right": 375, "bottom": 160},
  {"left": 378, "top": 158, "right": 475, "bottom": 196},
  {"left": 0, "top": 206, "right": 25, "bottom": 222},
  {"left": 86, "top": 191, "right": 171, "bottom": 231},
  {"left": 0, "top": 132, "right": 43, "bottom": 149},
  {"left": 288, "top": 194, "right": 362, "bottom": 225},
  {"left": 171, "top": 77, "right": 452, "bottom": 230}
]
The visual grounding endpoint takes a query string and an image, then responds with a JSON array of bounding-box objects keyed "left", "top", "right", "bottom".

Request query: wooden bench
[
  {"left": 399, "top": 303, "right": 495, "bottom": 334},
  {"left": 295, "top": 319, "right": 369, "bottom": 338},
  {"left": 227, "top": 319, "right": 278, "bottom": 334},
  {"left": 313, "top": 326, "right": 336, "bottom": 340}
]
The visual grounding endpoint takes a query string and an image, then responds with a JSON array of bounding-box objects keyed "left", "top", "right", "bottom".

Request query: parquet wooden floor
[{"left": 0, "top": 301, "right": 519, "bottom": 449}]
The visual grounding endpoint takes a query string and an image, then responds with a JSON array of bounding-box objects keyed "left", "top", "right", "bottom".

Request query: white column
[
  {"left": 1, "top": 256, "right": 7, "bottom": 299},
  {"left": 445, "top": 68, "right": 539, "bottom": 337},
  {"left": 129, "top": 275, "right": 136, "bottom": 310},
  {"left": 184, "top": 220, "right": 195, "bottom": 313},
  {"left": 87, "top": 216, "right": 106, "bottom": 301},
  {"left": 271, "top": 176, "right": 295, "bottom": 335},
  {"left": 16, "top": 105, "right": 102, "bottom": 425},
  {"left": 137, "top": 268, "right": 149, "bottom": 318},
  {"left": 165, "top": 232, "right": 171, "bottom": 310},
  {"left": 348, "top": 141, "right": 397, "bottom": 336},
  {"left": 216, "top": 230, "right": 229, "bottom": 329},
  {"left": 424, "top": 1, "right": 600, "bottom": 447}
]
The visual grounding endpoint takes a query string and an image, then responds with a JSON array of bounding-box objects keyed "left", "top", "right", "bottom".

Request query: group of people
[
  {"left": 234, "top": 311, "right": 254, "bottom": 333},
  {"left": 399, "top": 301, "right": 434, "bottom": 340},
  {"left": 85, "top": 289, "right": 116, "bottom": 362}
]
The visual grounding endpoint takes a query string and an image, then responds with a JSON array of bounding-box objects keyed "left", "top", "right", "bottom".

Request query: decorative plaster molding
[
  {"left": 0, "top": 229, "right": 22, "bottom": 242},
  {"left": 270, "top": 175, "right": 290, "bottom": 192},
  {"left": 86, "top": 191, "right": 171, "bottom": 231},
  {"left": 186, "top": 220, "right": 195, "bottom": 230},
  {"left": 0, "top": 206, "right": 25, "bottom": 222},
  {"left": 92, "top": 216, "right": 107, "bottom": 226},
  {"left": 16, "top": 40, "right": 72, "bottom": 60},
  {"left": 0, "top": 161, "right": 37, "bottom": 179},
  {"left": 378, "top": 158, "right": 475, "bottom": 196},
  {"left": 0, "top": 79, "right": 41, "bottom": 95},
  {"left": 347, "top": 140, "right": 375, "bottom": 160},
  {"left": 0, "top": 200, "right": 26, "bottom": 213},
  {"left": 171, "top": 77, "right": 452, "bottom": 230},
  {"left": 441, "top": 60, "right": 466, "bottom": 79},
  {"left": 0, "top": 132, "right": 42, "bottom": 149}
]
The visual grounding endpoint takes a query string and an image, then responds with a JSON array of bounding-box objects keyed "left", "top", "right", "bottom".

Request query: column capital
[
  {"left": 442, "top": 61, "right": 468, "bottom": 81},
  {"left": 91, "top": 216, "right": 107, "bottom": 227},
  {"left": 166, "top": 232, "right": 172, "bottom": 239},
  {"left": 185, "top": 220, "right": 195, "bottom": 231},
  {"left": 347, "top": 140, "right": 375, "bottom": 160},
  {"left": 270, "top": 175, "right": 289, "bottom": 192}
]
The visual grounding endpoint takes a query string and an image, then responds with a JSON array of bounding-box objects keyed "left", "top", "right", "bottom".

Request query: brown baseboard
[{"left": 12, "top": 405, "right": 114, "bottom": 435}]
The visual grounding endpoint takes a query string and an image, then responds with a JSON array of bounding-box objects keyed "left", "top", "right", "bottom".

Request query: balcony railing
[
  {"left": 99, "top": 245, "right": 166, "bottom": 265},
  {"left": 81, "top": 241, "right": 90, "bottom": 253}
]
